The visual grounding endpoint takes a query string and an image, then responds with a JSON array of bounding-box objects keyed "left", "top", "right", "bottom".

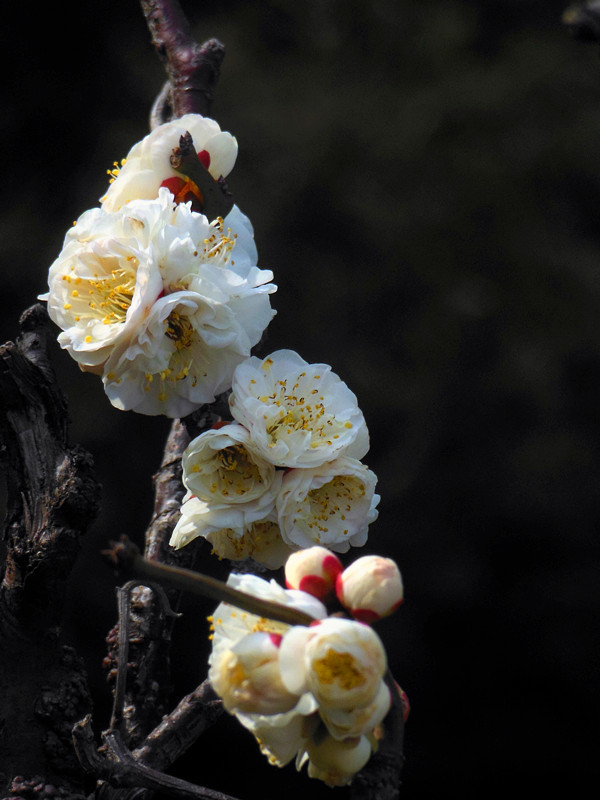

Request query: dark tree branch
[
  {"left": 73, "top": 717, "right": 240, "bottom": 800},
  {"left": 103, "top": 536, "right": 317, "bottom": 627},
  {"left": 0, "top": 305, "right": 100, "bottom": 635},
  {"left": 0, "top": 305, "right": 100, "bottom": 796},
  {"left": 140, "top": 0, "right": 225, "bottom": 124},
  {"left": 132, "top": 680, "right": 223, "bottom": 772}
]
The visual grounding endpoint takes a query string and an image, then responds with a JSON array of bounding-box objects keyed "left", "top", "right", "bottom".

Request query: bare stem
[{"left": 104, "top": 536, "right": 316, "bottom": 627}]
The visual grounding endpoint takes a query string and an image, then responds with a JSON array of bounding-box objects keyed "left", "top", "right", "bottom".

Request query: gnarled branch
[{"left": 140, "top": 0, "right": 225, "bottom": 125}]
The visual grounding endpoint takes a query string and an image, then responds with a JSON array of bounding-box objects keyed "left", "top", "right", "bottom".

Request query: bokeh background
[{"left": 2, "top": 0, "right": 599, "bottom": 797}]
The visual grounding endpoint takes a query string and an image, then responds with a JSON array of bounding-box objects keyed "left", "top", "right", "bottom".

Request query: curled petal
[
  {"left": 210, "top": 632, "right": 299, "bottom": 716},
  {"left": 301, "top": 734, "right": 372, "bottom": 787},
  {"left": 319, "top": 679, "right": 392, "bottom": 740}
]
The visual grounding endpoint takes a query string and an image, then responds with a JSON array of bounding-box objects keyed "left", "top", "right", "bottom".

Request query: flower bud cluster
[
  {"left": 41, "top": 115, "right": 276, "bottom": 417},
  {"left": 207, "top": 552, "right": 406, "bottom": 788},
  {"left": 170, "top": 349, "right": 379, "bottom": 566},
  {"left": 285, "top": 546, "right": 404, "bottom": 621}
]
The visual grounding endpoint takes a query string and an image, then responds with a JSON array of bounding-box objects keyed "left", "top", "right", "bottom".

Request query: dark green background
[{"left": 1, "top": 1, "right": 599, "bottom": 797}]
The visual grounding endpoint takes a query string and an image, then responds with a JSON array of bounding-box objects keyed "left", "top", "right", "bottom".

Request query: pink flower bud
[
  {"left": 284, "top": 546, "right": 343, "bottom": 600},
  {"left": 336, "top": 555, "right": 404, "bottom": 622}
]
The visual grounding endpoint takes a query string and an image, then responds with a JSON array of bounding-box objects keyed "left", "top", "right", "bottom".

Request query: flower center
[
  {"left": 62, "top": 264, "right": 136, "bottom": 326},
  {"left": 259, "top": 374, "right": 353, "bottom": 450},
  {"left": 165, "top": 311, "right": 195, "bottom": 350},
  {"left": 208, "top": 521, "right": 281, "bottom": 563},
  {"left": 213, "top": 444, "right": 263, "bottom": 498},
  {"left": 312, "top": 649, "right": 366, "bottom": 690},
  {"left": 299, "top": 475, "right": 366, "bottom": 537}
]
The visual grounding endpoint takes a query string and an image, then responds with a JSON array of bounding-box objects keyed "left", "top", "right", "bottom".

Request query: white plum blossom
[
  {"left": 228, "top": 350, "right": 370, "bottom": 468},
  {"left": 278, "top": 617, "right": 387, "bottom": 712},
  {"left": 210, "top": 631, "right": 298, "bottom": 715},
  {"left": 42, "top": 189, "right": 276, "bottom": 417},
  {"left": 207, "top": 568, "right": 396, "bottom": 787},
  {"left": 170, "top": 493, "right": 292, "bottom": 569},
  {"left": 169, "top": 423, "right": 288, "bottom": 564},
  {"left": 101, "top": 113, "right": 238, "bottom": 212},
  {"left": 208, "top": 573, "right": 326, "bottom": 706},
  {"left": 41, "top": 200, "right": 164, "bottom": 370},
  {"left": 276, "top": 456, "right": 379, "bottom": 552},
  {"left": 181, "top": 423, "right": 280, "bottom": 508}
]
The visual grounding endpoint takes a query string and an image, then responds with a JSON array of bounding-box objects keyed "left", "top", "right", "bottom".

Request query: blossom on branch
[
  {"left": 180, "top": 422, "right": 281, "bottom": 508},
  {"left": 169, "top": 422, "right": 287, "bottom": 563},
  {"left": 276, "top": 457, "right": 379, "bottom": 552},
  {"left": 277, "top": 616, "right": 387, "bottom": 711},
  {"left": 228, "top": 349, "right": 370, "bottom": 468},
  {"left": 207, "top": 557, "right": 402, "bottom": 787},
  {"left": 42, "top": 189, "right": 276, "bottom": 417},
  {"left": 101, "top": 114, "right": 238, "bottom": 212},
  {"left": 170, "top": 350, "right": 378, "bottom": 561}
]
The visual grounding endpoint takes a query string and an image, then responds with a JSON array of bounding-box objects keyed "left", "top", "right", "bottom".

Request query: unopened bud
[
  {"left": 336, "top": 555, "right": 403, "bottom": 622},
  {"left": 285, "top": 546, "right": 343, "bottom": 600}
]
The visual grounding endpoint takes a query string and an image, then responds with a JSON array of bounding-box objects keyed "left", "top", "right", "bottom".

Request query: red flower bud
[{"left": 284, "top": 546, "right": 343, "bottom": 600}]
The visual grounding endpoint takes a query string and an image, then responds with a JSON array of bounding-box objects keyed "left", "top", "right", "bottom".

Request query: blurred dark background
[{"left": 2, "top": 0, "right": 600, "bottom": 797}]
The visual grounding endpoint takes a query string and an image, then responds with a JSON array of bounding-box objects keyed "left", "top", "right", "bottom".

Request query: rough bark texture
[
  {"left": 0, "top": 305, "right": 101, "bottom": 798},
  {"left": 140, "top": 0, "right": 225, "bottom": 125}
]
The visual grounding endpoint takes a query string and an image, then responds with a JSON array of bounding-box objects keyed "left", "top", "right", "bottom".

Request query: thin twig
[
  {"left": 108, "top": 580, "right": 180, "bottom": 735},
  {"left": 104, "top": 536, "right": 317, "bottom": 627}
]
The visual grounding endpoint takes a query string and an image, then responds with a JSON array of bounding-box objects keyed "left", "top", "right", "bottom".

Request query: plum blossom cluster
[
  {"left": 169, "top": 349, "right": 380, "bottom": 566},
  {"left": 208, "top": 547, "right": 407, "bottom": 787},
  {"left": 41, "top": 114, "right": 276, "bottom": 417}
]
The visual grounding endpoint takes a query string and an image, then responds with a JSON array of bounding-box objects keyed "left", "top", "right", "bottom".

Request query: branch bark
[
  {"left": 0, "top": 305, "right": 101, "bottom": 797},
  {"left": 73, "top": 716, "right": 240, "bottom": 800},
  {"left": 140, "top": 0, "right": 225, "bottom": 125}
]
